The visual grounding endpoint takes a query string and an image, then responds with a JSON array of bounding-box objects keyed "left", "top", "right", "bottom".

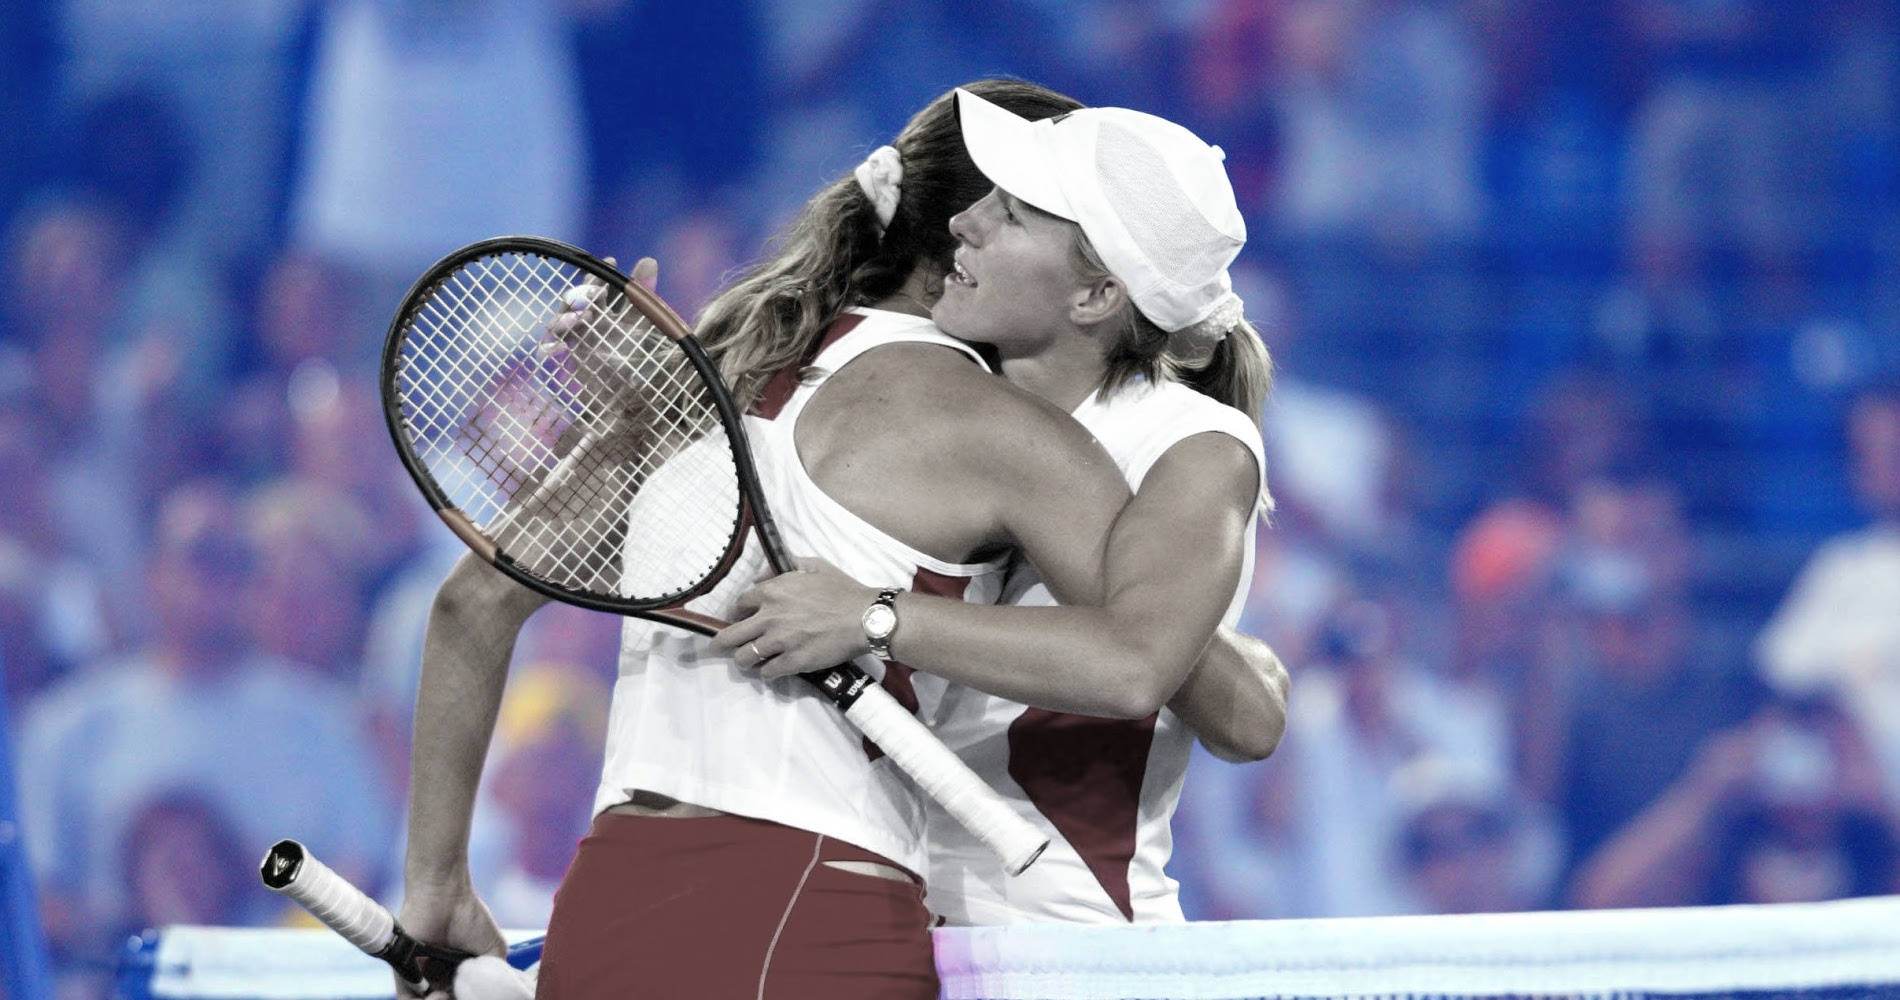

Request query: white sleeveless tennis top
[
  {"left": 593, "top": 308, "right": 1009, "bottom": 875},
  {"left": 917, "top": 377, "right": 1266, "bottom": 924}
]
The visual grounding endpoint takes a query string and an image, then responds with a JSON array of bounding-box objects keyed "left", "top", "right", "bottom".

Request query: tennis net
[{"left": 121, "top": 895, "right": 1900, "bottom": 999}]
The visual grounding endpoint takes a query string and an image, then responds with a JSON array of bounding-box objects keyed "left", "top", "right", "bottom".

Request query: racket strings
[{"left": 393, "top": 251, "right": 743, "bottom": 603}]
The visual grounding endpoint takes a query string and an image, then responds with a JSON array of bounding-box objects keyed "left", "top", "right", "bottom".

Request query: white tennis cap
[{"left": 954, "top": 87, "right": 1246, "bottom": 335}]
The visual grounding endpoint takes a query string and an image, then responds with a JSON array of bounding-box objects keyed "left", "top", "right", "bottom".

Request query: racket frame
[
  {"left": 381, "top": 236, "right": 1048, "bottom": 872},
  {"left": 379, "top": 235, "right": 788, "bottom": 634}
]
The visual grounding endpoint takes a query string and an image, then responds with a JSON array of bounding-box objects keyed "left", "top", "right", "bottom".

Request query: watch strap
[{"left": 864, "top": 588, "right": 900, "bottom": 658}]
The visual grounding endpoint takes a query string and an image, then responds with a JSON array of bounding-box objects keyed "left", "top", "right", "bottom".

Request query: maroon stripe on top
[
  {"left": 750, "top": 313, "right": 866, "bottom": 421},
  {"left": 1007, "top": 710, "right": 1159, "bottom": 920},
  {"left": 863, "top": 567, "right": 969, "bottom": 761}
]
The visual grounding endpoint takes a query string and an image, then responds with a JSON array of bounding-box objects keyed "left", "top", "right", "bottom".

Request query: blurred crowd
[{"left": 3, "top": 0, "right": 1900, "bottom": 996}]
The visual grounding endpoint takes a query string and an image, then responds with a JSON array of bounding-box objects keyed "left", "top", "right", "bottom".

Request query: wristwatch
[{"left": 862, "top": 588, "right": 901, "bottom": 659}]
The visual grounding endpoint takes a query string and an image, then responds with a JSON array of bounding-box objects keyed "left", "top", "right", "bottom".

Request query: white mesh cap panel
[{"left": 1094, "top": 120, "right": 1236, "bottom": 290}]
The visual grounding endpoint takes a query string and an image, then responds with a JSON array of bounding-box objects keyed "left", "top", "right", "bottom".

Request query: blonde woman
[
  {"left": 398, "top": 80, "right": 1281, "bottom": 1000},
  {"left": 720, "top": 89, "right": 1282, "bottom": 926}
]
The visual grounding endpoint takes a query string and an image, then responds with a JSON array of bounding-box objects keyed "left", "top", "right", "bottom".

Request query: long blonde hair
[{"left": 696, "top": 80, "right": 1084, "bottom": 409}]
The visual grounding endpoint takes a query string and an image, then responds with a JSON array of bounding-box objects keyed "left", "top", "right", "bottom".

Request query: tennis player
[
  {"left": 398, "top": 80, "right": 1282, "bottom": 1000},
  {"left": 717, "top": 88, "right": 1278, "bottom": 925}
]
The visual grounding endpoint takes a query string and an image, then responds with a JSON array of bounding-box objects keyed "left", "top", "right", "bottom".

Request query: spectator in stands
[
  {"left": 0, "top": 400, "right": 111, "bottom": 700},
  {"left": 281, "top": 381, "right": 427, "bottom": 593},
  {"left": 1757, "top": 381, "right": 1900, "bottom": 798},
  {"left": 1267, "top": 0, "right": 1488, "bottom": 249},
  {"left": 1276, "top": 596, "right": 1511, "bottom": 916},
  {"left": 1553, "top": 477, "right": 1752, "bottom": 876},
  {"left": 223, "top": 253, "right": 376, "bottom": 483},
  {"left": 242, "top": 478, "right": 376, "bottom": 683},
  {"left": 18, "top": 482, "right": 393, "bottom": 971},
  {"left": 289, "top": 0, "right": 588, "bottom": 298},
  {"left": 115, "top": 792, "right": 252, "bottom": 938},
  {"left": 1570, "top": 693, "right": 1900, "bottom": 907},
  {"left": 1247, "top": 263, "right": 1409, "bottom": 559},
  {"left": 1517, "top": 374, "right": 1652, "bottom": 512},
  {"left": 54, "top": 0, "right": 309, "bottom": 258},
  {"left": 1445, "top": 500, "right": 1569, "bottom": 804},
  {"left": 1390, "top": 755, "right": 1559, "bottom": 914},
  {"left": 1173, "top": 745, "right": 1312, "bottom": 920},
  {"left": 3, "top": 196, "right": 166, "bottom": 625},
  {"left": 1619, "top": 0, "right": 1825, "bottom": 269},
  {"left": 70, "top": 89, "right": 238, "bottom": 417}
]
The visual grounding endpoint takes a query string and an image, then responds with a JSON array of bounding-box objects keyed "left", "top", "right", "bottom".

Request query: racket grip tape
[
  {"left": 259, "top": 839, "right": 466, "bottom": 991},
  {"left": 842, "top": 685, "right": 1050, "bottom": 875}
]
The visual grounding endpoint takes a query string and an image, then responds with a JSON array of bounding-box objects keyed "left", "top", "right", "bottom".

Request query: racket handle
[
  {"left": 842, "top": 684, "right": 1050, "bottom": 876},
  {"left": 259, "top": 840, "right": 464, "bottom": 992}
]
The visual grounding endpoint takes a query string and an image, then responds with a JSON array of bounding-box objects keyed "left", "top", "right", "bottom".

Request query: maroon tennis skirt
[{"left": 535, "top": 810, "right": 937, "bottom": 999}]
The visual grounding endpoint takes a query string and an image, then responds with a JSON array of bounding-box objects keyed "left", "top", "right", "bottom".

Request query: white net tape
[{"left": 133, "top": 897, "right": 1900, "bottom": 999}]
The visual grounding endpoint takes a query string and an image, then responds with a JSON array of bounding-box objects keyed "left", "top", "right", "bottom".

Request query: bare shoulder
[
  {"left": 1144, "top": 431, "right": 1261, "bottom": 512},
  {"left": 812, "top": 343, "right": 1110, "bottom": 472},
  {"left": 794, "top": 341, "right": 1124, "bottom": 562}
]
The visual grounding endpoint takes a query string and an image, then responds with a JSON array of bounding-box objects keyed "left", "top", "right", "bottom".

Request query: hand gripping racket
[
  {"left": 259, "top": 840, "right": 543, "bottom": 995},
  {"left": 380, "top": 235, "right": 1048, "bottom": 875},
  {"left": 260, "top": 840, "right": 465, "bottom": 992}
]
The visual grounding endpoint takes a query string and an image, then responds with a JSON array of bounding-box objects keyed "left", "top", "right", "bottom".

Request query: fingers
[
  {"left": 543, "top": 277, "right": 605, "bottom": 354},
  {"left": 544, "top": 256, "right": 632, "bottom": 354},
  {"left": 742, "top": 640, "right": 777, "bottom": 670},
  {"left": 755, "top": 650, "right": 811, "bottom": 681},
  {"left": 714, "top": 621, "right": 838, "bottom": 680},
  {"left": 631, "top": 256, "right": 659, "bottom": 290},
  {"left": 791, "top": 555, "right": 849, "bottom": 577},
  {"left": 393, "top": 973, "right": 440, "bottom": 1000},
  {"left": 730, "top": 582, "right": 767, "bottom": 620},
  {"left": 710, "top": 614, "right": 768, "bottom": 654},
  {"left": 710, "top": 618, "right": 791, "bottom": 674}
]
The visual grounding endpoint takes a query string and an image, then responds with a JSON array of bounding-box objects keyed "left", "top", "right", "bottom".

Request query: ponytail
[
  {"left": 1173, "top": 317, "right": 1275, "bottom": 518},
  {"left": 1178, "top": 317, "right": 1272, "bottom": 423},
  {"left": 693, "top": 179, "right": 885, "bottom": 410}
]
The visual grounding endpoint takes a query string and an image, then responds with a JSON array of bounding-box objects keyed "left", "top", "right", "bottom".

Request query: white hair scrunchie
[
  {"left": 853, "top": 145, "right": 904, "bottom": 235},
  {"left": 1166, "top": 290, "right": 1246, "bottom": 364},
  {"left": 1183, "top": 290, "right": 1246, "bottom": 344}
]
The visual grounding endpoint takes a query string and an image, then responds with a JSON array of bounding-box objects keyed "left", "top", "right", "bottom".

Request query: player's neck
[
  {"left": 997, "top": 332, "right": 1107, "bottom": 414},
  {"left": 870, "top": 269, "right": 937, "bottom": 319}
]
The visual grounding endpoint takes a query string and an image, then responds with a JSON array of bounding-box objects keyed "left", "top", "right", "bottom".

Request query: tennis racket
[
  {"left": 259, "top": 840, "right": 544, "bottom": 995},
  {"left": 380, "top": 235, "right": 1048, "bottom": 874},
  {"left": 261, "top": 840, "right": 459, "bottom": 992}
]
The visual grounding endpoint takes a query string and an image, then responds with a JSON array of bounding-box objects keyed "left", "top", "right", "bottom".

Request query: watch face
[{"left": 863, "top": 603, "right": 898, "bottom": 639}]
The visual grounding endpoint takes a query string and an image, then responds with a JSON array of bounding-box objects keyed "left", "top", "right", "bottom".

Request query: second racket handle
[
  {"left": 260, "top": 840, "right": 395, "bottom": 955},
  {"left": 843, "top": 683, "right": 1050, "bottom": 876}
]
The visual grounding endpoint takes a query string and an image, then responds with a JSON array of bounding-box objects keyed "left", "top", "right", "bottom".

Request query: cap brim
[{"left": 954, "top": 88, "right": 1077, "bottom": 221}]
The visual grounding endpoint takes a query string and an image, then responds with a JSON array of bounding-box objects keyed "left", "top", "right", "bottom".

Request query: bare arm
[
  {"left": 395, "top": 554, "right": 548, "bottom": 995},
  {"left": 720, "top": 432, "right": 1261, "bottom": 720},
  {"left": 1567, "top": 723, "right": 1758, "bottom": 910},
  {"left": 1168, "top": 628, "right": 1289, "bottom": 762}
]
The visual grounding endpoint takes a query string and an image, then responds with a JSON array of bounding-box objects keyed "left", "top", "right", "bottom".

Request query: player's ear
[{"left": 1069, "top": 275, "right": 1128, "bottom": 328}]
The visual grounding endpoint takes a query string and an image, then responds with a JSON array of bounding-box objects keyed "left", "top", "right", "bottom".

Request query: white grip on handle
[
  {"left": 843, "top": 683, "right": 1050, "bottom": 875},
  {"left": 260, "top": 841, "right": 396, "bottom": 955}
]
